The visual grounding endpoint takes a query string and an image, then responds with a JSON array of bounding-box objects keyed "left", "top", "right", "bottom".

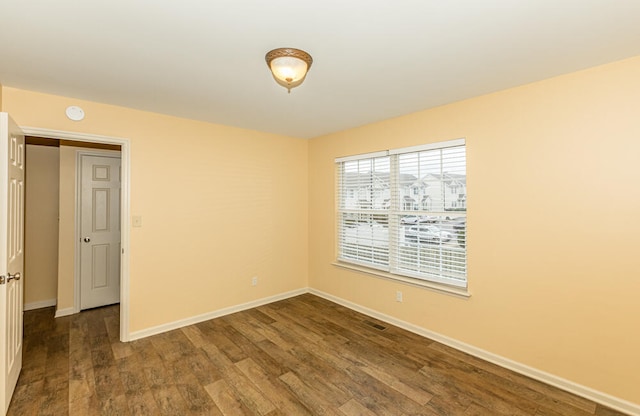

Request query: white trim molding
[
  {"left": 309, "top": 288, "right": 640, "bottom": 416},
  {"left": 129, "top": 288, "right": 308, "bottom": 341},
  {"left": 332, "top": 262, "right": 471, "bottom": 298},
  {"left": 54, "top": 307, "right": 75, "bottom": 318},
  {"left": 23, "top": 299, "right": 56, "bottom": 311}
]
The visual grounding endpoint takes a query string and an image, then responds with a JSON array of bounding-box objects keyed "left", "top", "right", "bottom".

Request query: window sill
[{"left": 331, "top": 261, "right": 471, "bottom": 299}]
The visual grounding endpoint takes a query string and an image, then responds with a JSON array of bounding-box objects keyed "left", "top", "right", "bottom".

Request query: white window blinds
[{"left": 336, "top": 139, "right": 467, "bottom": 287}]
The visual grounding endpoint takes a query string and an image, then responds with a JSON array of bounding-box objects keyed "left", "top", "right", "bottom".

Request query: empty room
[{"left": 0, "top": 1, "right": 639, "bottom": 415}]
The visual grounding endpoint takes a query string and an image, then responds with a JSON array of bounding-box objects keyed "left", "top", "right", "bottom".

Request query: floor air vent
[{"left": 363, "top": 320, "right": 386, "bottom": 330}]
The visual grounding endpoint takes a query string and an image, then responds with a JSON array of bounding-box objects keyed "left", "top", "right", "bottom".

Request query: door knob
[
  {"left": 84, "top": 237, "right": 91, "bottom": 243},
  {"left": 6, "top": 272, "right": 20, "bottom": 282},
  {"left": 0, "top": 273, "right": 21, "bottom": 284}
]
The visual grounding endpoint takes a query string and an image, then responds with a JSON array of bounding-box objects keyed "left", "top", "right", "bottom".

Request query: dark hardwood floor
[{"left": 8, "top": 294, "right": 627, "bottom": 415}]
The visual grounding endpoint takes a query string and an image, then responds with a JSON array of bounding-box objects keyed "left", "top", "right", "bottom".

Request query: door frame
[
  {"left": 75, "top": 149, "right": 122, "bottom": 312},
  {"left": 20, "top": 126, "right": 131, "bottom": 342}
]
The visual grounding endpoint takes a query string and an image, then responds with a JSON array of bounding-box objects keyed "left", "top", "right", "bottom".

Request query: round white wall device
[{"left": 65, "top": 106, "right": 85, "bottom": 121}]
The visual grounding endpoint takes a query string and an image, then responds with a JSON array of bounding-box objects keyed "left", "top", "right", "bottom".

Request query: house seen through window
[{"left": 336, "top": 139, "right": 467, "bottom": 288}]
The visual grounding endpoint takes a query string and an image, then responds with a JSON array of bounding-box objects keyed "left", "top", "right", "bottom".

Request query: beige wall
[
  {"left": 24, "top": 144, "right": 59, "bottom": 307},
  {"left": 308, "top": 55, "right": 640, "bottom": 404},
  {"left": 56, "top": 145, "right": 77, "bottom": 311},
  {"left": 2, "top": 87, "right": 309, "bottom": 333}
]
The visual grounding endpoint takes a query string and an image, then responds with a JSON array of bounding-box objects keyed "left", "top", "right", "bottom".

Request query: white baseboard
[
  {"left": 54, "top": 307, "right": 75, "bottom": 318},
  {"left": 24, "top": 299, "right": 56, "bottom": 311},
  {"left": 308, "top": 288, "right": 640, "bottom": 416},
  {"left": 129, "top": 288, "right": 308, "bottom": 341}
]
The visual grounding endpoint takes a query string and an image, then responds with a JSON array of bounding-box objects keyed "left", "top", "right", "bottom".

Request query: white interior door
[
  {"left": 0, "top": 113, "right": 24, "bottom": 415},
  {"left": 80, "top": 154, "right": 121, "bottom": 310}
]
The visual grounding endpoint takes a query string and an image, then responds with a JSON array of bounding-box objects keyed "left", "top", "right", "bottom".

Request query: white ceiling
[{"left": 1, "top": 1, "right": 639, "bottom": 139}]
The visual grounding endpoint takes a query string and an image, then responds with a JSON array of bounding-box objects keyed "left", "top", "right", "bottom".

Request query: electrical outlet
[
  {"left": 252, "top": 276, "right": 258, "bottom": 286},
  {"left": 396, "top": 291, "right": 403, "bottom": 302}
]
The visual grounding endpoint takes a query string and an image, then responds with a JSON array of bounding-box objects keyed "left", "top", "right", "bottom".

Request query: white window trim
[
  {"left": 335, "top": 150, "right": 389, "bottom": 163},
  {"left": 331, "top": 261, "right": 471, "bottom": 298},
  {"left": 387, "top": 138, "right": 465, "bottom": 155},
  {"left": 335, "top": 138, "right": 467, "bottom": 292}
]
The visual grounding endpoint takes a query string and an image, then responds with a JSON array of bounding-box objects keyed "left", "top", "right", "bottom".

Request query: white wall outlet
[
  {"left": 396, "top": 290, "right": 403, "bottom": 302},
  {"left": 252, "top": 276, "right": 258, "bottom": 286}
]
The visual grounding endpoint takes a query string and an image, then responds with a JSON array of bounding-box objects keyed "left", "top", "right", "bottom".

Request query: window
[{"left": 336, "top": 139, "right": 467, "bottom": 288}]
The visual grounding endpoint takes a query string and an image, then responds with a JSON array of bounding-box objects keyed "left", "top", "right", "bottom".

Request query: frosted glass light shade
[
  {"left": 270, "top": 57, "right": 308, "bottom": 83},
  {"left": 265, "top": 48, "right": 313, "bottom": 93}
]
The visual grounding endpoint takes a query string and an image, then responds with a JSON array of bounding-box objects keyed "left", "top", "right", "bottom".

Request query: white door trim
[
  {"left": 75, "top": 150, "right": 121, "bottom": 311},
  {"left": 19, "top": 127, "right": 131, "bottom": 342}
]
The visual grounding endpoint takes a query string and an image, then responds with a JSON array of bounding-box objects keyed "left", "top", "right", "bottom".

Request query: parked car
[
  {"left": 404, "top": 225, "right": 451, "bottom": 244},
  {"left": 450, "top": 217, "right": 466, "bottom": 248},
  {"left": 400, "top": 215, "right": 437, "bottom": 225}
]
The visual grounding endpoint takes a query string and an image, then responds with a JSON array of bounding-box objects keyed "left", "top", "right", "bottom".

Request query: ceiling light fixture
[{"left": 265, "top": 48, "right": 313, "bottom": 93}]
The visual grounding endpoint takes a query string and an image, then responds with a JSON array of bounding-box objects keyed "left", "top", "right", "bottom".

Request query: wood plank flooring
[{"left": 8, "top": 294, "right": 628, "bottom": 415}]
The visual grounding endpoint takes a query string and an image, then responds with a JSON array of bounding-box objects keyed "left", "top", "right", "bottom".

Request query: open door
[{"left": 0, "top": 113, "right": 24, "bottom": 414}]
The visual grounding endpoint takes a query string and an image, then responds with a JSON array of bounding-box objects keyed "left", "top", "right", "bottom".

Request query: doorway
[{"left": 22, "top": 128, "right": 131, "bottom": 342}]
